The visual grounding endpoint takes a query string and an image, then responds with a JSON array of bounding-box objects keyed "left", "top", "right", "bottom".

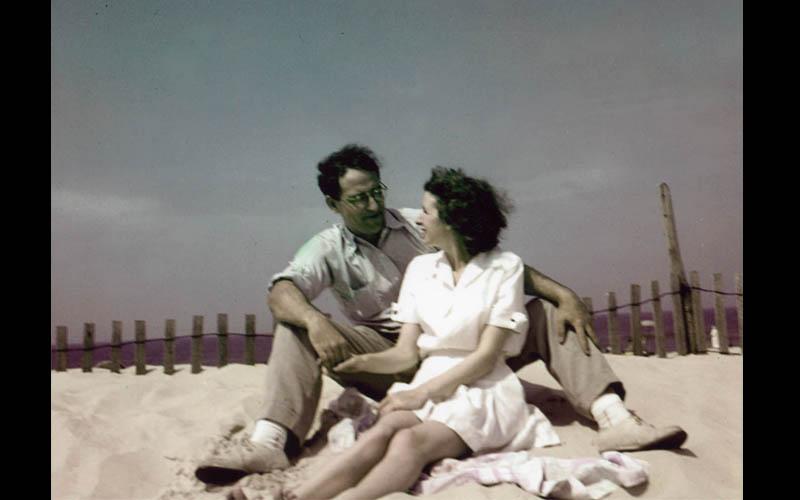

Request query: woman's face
[{"left": 417, "top": 191, "right": 452, "bottom": 248}]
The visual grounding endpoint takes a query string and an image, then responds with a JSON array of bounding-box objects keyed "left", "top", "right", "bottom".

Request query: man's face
[{"left": 327, "top": 168, "right": 386, "bottom": 240}]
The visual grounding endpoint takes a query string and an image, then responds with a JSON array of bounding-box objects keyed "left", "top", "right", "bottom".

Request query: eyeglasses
[{"left": 342, "top": 182, "right": 388, "bottom": 208}]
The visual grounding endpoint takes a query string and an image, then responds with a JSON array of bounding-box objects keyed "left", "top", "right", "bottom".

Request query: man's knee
[
  {"left": 271, "top": 321, "right": 317, "bottom": 355},
  {"left": 526, "top": 298, "right": 552, "bottom": 335}
]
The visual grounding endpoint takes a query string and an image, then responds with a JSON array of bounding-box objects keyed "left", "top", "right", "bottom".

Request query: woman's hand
[
  {"left": 378, "top": 389, "right": 428, "bottom": 417},
  {"left": 334, "top": 354, "right": 372, "bottom": 373}
]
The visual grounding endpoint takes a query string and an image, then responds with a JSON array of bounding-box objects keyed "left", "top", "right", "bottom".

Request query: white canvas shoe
[
  {"left": 594, "top": 413, "right": 687, "bottom": 453},
  {"left": 195, "top": 436, "right": 290, "bottom": 485}
]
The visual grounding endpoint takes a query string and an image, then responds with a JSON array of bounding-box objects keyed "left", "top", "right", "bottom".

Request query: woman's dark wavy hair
[
  {"left": 317, "top": 144, "right": 382, "bottom": 200},
  {"left": 424, "top": 167, "right": 513, "bottom": 256}
]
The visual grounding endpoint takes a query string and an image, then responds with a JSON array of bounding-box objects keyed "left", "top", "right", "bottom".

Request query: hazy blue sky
[{"left": 51, "top": 0, "right": 742, "bottom": 342}]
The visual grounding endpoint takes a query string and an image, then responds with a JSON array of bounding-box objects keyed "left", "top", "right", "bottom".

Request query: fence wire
[
  {"left": 588, "top": 285, "right": 741, "bottom": 315},
  {"left": 52, "top": 332, "right": 273, "bottom": 353}
]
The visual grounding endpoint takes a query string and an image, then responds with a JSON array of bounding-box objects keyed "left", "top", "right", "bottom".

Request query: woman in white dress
[{"left": 288, "top": 167, "right": 553, "bottom": 500}]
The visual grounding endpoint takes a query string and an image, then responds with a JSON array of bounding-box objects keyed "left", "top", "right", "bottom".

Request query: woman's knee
[
  {"left": 360, "top": 421, "right": 396, "bottom": 446},
  {"left": 385, "top": 428, "right": 425, "bottom": 464}
]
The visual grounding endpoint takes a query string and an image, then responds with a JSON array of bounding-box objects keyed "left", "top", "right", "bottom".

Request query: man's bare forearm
[
  {"left": 523, "top": 264, "right": 579, "bottom": 305},
  {"left": 267, "top": 279, "right": 327, "bottom": 329}
]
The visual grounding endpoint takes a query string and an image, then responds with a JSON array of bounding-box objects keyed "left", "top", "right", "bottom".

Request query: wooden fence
[
  {"left": 52, "top": 270, "right": 742, "bottom": 374},
  {"left": 53, "top": 313, "right": 271, "bottom": 374},
  {"left": 582, "top": 271, "right": 742, "bottom": 357}
]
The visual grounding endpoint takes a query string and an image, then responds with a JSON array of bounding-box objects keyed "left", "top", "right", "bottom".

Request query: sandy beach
[{"left": 51, "top": 352, "right": 742, "bottom": 500}]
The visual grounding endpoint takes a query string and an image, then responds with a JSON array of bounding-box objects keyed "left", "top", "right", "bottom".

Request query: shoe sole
[
  {"left": 612, "top": 428, "right": 689, "bottom": 452},
  {"left": 195, "top": 466, "right": 250, "bottom": 486}
]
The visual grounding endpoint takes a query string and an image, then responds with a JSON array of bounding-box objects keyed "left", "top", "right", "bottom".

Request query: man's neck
[{"left": 348, "top": 226, "right": 383, "bottom": 247}]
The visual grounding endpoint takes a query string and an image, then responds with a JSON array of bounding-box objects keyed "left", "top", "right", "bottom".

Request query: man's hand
[
  {"left": 555, "top": 294, "right": 600, "bottom": 356},
  {"left": 307, "top": 315, "right": 352, "bottom": 368},
  {"left": 378, "top": 389, "right": 428, "bottom": 417}
]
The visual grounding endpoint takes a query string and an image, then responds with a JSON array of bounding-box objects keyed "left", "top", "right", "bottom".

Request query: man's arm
[
  {"left": 268, "top": 279, "right": 352, "bottom": 366},
  {"left": 523, "top": 264, "right": 599, "bottom": 356}
]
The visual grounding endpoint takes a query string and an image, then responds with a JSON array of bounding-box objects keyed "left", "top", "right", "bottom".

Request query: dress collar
[{"left": 431, "top": 250, "right": 490, "bottom": 289}]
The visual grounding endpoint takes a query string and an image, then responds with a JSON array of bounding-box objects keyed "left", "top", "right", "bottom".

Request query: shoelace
[{"left": 627, "top": 410, "right": 651, "bottom": 427}]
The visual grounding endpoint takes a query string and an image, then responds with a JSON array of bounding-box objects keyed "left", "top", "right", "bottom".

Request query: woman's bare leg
[
  {"left": 334, "top": 421, "right": 468, "bottom": 500},
  {"left": 290, "top": 411, "right": 420, "bottom": 500}
]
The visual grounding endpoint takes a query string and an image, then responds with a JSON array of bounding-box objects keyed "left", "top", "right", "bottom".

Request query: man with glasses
[{"left": 195, "top": 144, "right": 687, "bottom": 486}]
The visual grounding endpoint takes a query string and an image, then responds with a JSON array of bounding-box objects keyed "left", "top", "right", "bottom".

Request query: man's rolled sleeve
[
  {"left": 269, "top": 235, "right": 332, "bottom": 302},
  {"left": 487, "top": 256, "right": 530, "bottom": 334}
]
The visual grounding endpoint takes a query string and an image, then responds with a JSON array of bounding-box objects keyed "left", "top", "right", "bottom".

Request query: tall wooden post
[{"left": 660, "top": 183, "right": 697, "bottom": 353}]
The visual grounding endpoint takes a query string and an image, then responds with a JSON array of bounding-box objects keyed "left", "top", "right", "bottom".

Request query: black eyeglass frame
[{"left": 341, "top": 181, "right": 388, "bottom": 207}]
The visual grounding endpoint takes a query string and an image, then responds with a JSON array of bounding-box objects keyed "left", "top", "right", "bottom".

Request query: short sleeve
[
  {"left": 486, "top": 255, "right": 529, "bottom": 334},
  {"left": 269, "top": 235, "right": 333, "bottom": 301},
  {"left": 390, "top": 257, "right": 422, "bottom": 324}
]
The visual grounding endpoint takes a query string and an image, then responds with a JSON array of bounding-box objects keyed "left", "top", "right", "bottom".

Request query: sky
[{"left": 51, "top": 0, "right": 742, "bottom": 343}]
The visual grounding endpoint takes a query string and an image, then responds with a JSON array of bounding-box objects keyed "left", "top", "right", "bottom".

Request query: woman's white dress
[{"left": 388, "top": 249, "right": 559, "bottom": 453}]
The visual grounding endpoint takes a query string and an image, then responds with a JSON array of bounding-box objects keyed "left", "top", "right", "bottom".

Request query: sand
[{"left": 51, "top": 352, "right": 742, "bottom": 500}]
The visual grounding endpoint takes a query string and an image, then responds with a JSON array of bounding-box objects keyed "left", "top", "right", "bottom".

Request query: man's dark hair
[
  {"left": 317, "top": 144, "right": 382, "bottom": 199},
  {"left": 424, "top": 167, "right": 513, "bottom": 256}
]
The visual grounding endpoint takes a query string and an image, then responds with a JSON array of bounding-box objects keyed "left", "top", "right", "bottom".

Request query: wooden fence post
[
  {"left": 56, "top": 326, "right": 68, "bottom": 371},
  {"left": 671, "top": 274, "right": 688, "bottom": 355},
  {"left": 630, "top": 284, "right": 643, "bottom": 356},
  {"left": 82, "top": 323, "right": 94, "bottom": 372},
  {"left": 218, "top": 313, "right": 229, "bottom": 368},
  {"left": 713, "top": 273, "right": 730, "bottom": 354},
  {"left": 735, "top": 273, "right": 743, "bottom": 353},
  {"left": 607, "top": 292, "right": 621, "bottom": 354},
  {"left": 650, "top": 281, "right": 666, "bottom": 358},
  {"left": 690, "top": 271, "right": 707, "bottom": 353},
  {"left": 192, "top": 315, "right": 203, "bottom": 374},
  {"left": 660, "top": 183, "right": 698, "bottom": 353},
  {"left": 164, "top": 319, "right": 176, "bottom": 375},
  {"left": 111, "top": 321, "right": 122, "bottom": 373},
  {"left": 245, "top": 314, "right": 256, "bottom": 365},
  {"left": 135, "top": 320, "right": 146, "bottom": 375}
]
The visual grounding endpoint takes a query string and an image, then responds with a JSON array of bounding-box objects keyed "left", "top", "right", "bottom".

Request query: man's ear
[{"left": 325, "top": 196, "right": 340, "bottom": 213}]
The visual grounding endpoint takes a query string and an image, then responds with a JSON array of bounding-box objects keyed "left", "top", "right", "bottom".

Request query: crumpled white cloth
[{"left": 415, "top": 450, "right": 649, "bottom": 500}]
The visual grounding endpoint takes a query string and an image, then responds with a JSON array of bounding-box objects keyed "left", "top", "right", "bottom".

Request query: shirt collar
[{"left": 339, "top": 209, "right": 401, "bottom": 255}]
